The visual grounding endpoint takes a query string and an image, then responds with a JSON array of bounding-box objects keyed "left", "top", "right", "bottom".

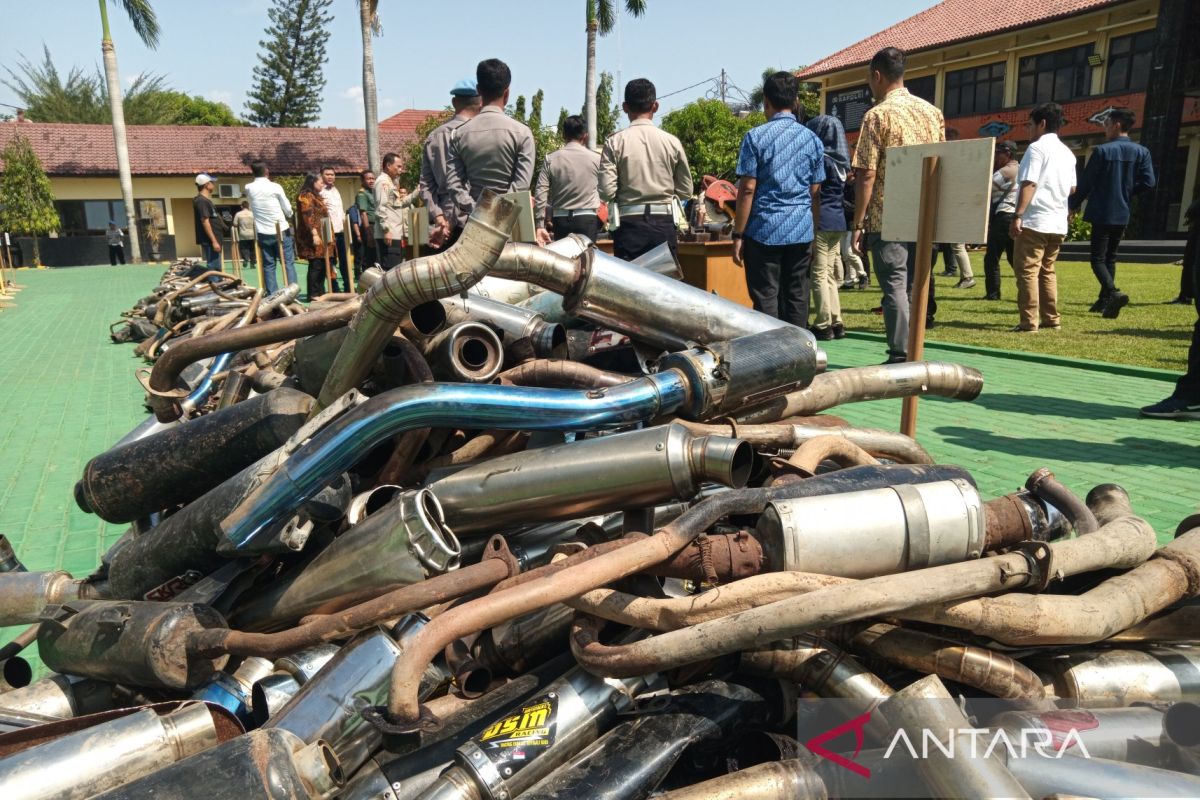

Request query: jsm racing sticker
[{"left": 475, "top": 694, "right": 558, "bottom": 774}]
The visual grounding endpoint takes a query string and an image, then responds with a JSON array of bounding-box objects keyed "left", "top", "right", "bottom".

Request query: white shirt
[
  {"left": 244, "top": 177, "right": 293, "bottom": 235},
  {"left": 319, "top": 182, "right": 344, "bottom": 234},
  {"left": 1017, "top": 133, "right": 1076, "bottom": 235}
]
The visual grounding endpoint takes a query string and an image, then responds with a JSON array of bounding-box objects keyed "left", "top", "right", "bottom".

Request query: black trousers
[
  {"left": 744, "top": 237, "right": 811, "bottom": 329},
  {"left": 552, "top": 214, "right": 601, "bottom": 243},
  {"left": 355, "top": 232, "right": 376, "bottom": 275},
  {"left": 905, "top": 242, "right": 938, "bottom": 320},
  {"left": 1089, "top": 223, "right": 1126, "bottom": 299},
  {"left": 613, "top": 213, "right": 676, "bottom": 261},
  {"left": 983, "top": 211, "right": 1014, "bottom": 299},
  {"left": 1176, "top": 252, "right": 1200, "bottom": 401},
  {"left": 306, "top": 259, "right": 331, "bottom": 299},
  {"left": 1181, "top": 226, "right": 1198, "bottom": 302},
  {"left": 329, "top": 231, "right": 350, "bottom": 292},
  {"left": 108, "top": 244, "right": 124, "bottom": 265},
  {"left": 376, "top": 238, "right": 404, "bottom": 269},
  {"left": 237, "top": 240, "right": 256, "bottom": 269}
]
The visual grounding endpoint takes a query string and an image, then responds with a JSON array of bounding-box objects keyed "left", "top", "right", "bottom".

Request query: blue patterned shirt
[{"left": 736, "top": 112, "right": 826, "bottom": 246}]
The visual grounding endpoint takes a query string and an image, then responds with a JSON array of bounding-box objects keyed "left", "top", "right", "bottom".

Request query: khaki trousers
[
  {"left": 810, "top": 230, "right": 844, "bottom": 329},
  {"left": 1012, "top": 228, "right": 1063, "bottom": 331}
]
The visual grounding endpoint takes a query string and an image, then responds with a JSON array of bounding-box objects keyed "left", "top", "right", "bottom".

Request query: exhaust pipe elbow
[
  {"left": 0, "top": 571, "right": 99, "bottom": 626},
  {"left": 493, "top": 242, "right": 582, "bottom": 294},
  {"left": 424, "top": 322, "right": 505, "bottom": 383},
  {"left": 316, "top": 191, "right": 519, "bottom": 411}
]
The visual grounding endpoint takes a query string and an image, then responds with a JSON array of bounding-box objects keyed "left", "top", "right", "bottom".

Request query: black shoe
[
  {"left": 984, "top": 294, "right": 1000, "bottom": 301},
  {"left": 940, "top": 270, "right": 957, "bottom": 277},
  {"left": 1166, "top": 296, "right": 1193, "bottom": 305},
  {"left": 1103, "top": 291, "right": 1130, "bottom": 319},
  {"left": 883, "top": 355, "right": 906, "bottom": 364},
  {"left": 1088, "top": 298, "right": 1106, "bottom": 312},
  {"left": 810, "top": 326, "right": 834, "bottom": 341},
  {"left": 1140, "top": 396, "right": 1200, "bottom": 419},
  {"left": 925, "top": 317, "right": 936, "bottom": 330},
  {"left": 857, "top": 276, "right": 870, "bottom": 289},
  {"left": 832, "top": 323, "right": 846, "bottom": 339}
]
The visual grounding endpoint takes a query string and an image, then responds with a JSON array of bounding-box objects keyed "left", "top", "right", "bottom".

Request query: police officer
[
  {"left": 438, "top": 58, "right": 535, "bottom": 246},
  {"left": 599, "top": 78, "right": 692, "bottom": 260},
  {"left": 418, "top": 79, "right": 481, "bottom": 253},
  {"left": 535, "top": 115, "right": 601, "bottom": 244}
]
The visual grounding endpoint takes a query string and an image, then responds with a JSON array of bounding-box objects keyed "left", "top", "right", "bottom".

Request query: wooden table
[{"left": 595, "top": 238, "right": 753, "bottom": 309}]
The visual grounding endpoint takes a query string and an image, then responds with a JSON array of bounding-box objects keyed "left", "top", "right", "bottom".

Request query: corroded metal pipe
[
  {"left": 147, "top": 300, "right": 359, "bottom": 421},
  {"left": 316, "top": 192, "right": 519, "bottom": 411},
  {"left": 0, "top": 571, "right": 101, "bottom": 626},
  {"left": 677, "top": 420, "right": 933, "bottom": 464},
  {"left": 734, "top": 361, "right": 983, "bottom": 423},
  {"left": 652, "top": 760, "right": 827, "bottom": 800}
]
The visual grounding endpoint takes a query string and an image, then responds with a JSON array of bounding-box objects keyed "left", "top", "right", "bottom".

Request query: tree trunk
[
  {"left": 101, "top": 40, "right": 142, "bottom": 263},
  {"left": 360, "top": 0, "right": 381, "bottom": 174},
  {"left": 31, "top": 236, "right": 41, "bottom": 268},
  {"left": 585, "top": 19, "right": 598, "bottom": 150}
]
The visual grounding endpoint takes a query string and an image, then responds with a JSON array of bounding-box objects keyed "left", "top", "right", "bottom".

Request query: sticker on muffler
[{"left": 476, "top": 694, "right": 558, "bottom": 772}]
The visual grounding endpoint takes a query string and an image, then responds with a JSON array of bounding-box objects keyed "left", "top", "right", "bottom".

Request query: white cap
[{"left": 195, "top": 172, "right": 216, "bottom": 187}]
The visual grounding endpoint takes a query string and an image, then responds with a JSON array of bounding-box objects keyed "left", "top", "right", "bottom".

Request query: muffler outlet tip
[
  {"left": 961, "top": 367, "right": 985, "bottom": 400},
  {"left": 411, "top": 490, "right": 462, "bottom": 573},
  {"left": 251, "top": 674, "right": 301, "bottom": 726},
  {"left": 815, "top": 346, "right": 828, "bottom": 374},
  {"left": 1085, "top": 483, "right": 1131, "bottom": 515},
  {"left": 695, "top": 437, "right": 755, "bottom": 489},
  {"left": 1, "top": 656, "right": 32, "bottom": 689},
  {"left": 455, "top": 663, "right": 493, "bottom": 699},
  {"left": 347, "top": 485, "right": 404, "bottom": 527},
  {"left": 73, "top": 481, "right": 94, "bottom": 514},
  {"left": 1164, "top": 702, "right": 1200, "bottom": 747},
  {"left": 295, "top": 739, "right": 346, "bottom": 794},
  {"left": 408, "top": 300, "right": 448, "bottom": 336}
]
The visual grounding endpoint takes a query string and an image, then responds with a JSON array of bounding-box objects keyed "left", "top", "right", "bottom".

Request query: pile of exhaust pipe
[{"left": 2, "top": 189, "right": 1198, "bottom": 799}]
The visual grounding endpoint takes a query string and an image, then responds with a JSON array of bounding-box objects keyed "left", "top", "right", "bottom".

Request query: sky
[{"left": 0, "top": 0, "right": 936, "bottom": 128}]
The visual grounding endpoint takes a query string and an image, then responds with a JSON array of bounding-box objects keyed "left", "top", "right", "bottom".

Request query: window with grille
[
  {"left": 1105, "top": 30, "right": 1155, "bottom": 93},
  {"left": 944, "top": 62, "right": 1006, "bottom": 117},
  {"left": 1017, "top": 44, "right": 1095, "bottom": 105}
]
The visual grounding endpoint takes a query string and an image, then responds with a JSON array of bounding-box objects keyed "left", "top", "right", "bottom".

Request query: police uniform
[
  {"left": 598, "top": 119, "right": 692, "bottom": 261},
  {"left": 418, "top": 79, "right": 480, "bottom": 236},
  {"left": 535, "top": 141, "right": 602, "bottom": 242},
  {"left": 445, "top": 105, "right": 536, "bottom": 220}
]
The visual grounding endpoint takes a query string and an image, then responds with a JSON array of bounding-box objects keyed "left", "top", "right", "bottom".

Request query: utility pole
[{"left": 719, "top": 69, "right": 728, "bottom": 104}]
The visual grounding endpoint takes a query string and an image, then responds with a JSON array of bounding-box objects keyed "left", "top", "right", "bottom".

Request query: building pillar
[
  {"left": 1179, "top": 135, "right": 1200, "bottom": 231},
  {"left": 1136, "top": 0, "right": 1197, "bottom": 236}
]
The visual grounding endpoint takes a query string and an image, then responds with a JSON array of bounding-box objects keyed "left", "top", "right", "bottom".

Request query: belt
[
  {"left": 618, "top": 203, "right": 673, "bottom": 216},
  {"left": 552, "top": 209, "right": 598, "bottom": 218}
]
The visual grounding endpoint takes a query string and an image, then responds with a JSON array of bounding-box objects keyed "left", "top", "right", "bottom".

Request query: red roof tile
[
  {"left": 0, "top": 122, "right": 418, "bottom": 177},
  {"left": 379, "top": 109, "right": 446, "bottom": 133},
  {"left": 799, "top": 0, "right": 1128, "bottom": 79}
]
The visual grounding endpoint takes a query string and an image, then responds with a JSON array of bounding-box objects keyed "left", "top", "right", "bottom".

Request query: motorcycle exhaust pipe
[
  {"left": 1035, "top": 647, "right": 1200, "bottom": 707},
  {"left": 427, "top": 422, "right": 752, "bottom": 534},
  {"left": 1163, "top": 702, "right": 1200, "bottom": 774},
  {"left": 423, "top": 321, "right": 506, "bottom": 383},
  {"left": 412, "top": 666, "right": 654, "bottom": 800},
  {"left": 191, "top": 656, "right": 275, "bottom": 724},
  {"left": 251, "top": 644, "right": 341, "bottom": 724},
  {"left": 75, "top": 387, "right": 315, "bottom": 523},
  {"left": 89, "top": 727, "right": 344, "bottom": 800},
  {"left": 0, "top": 571, "right": 102, "bottom": 626},
  {"left": 232, "top": 489, "right": 458, "bottom": 631},
  {"left": 0, "top": 535, "right": 26, "bottom": 572},
  {"left": 37, "top": 600, "right": 229, "bottom": 690},
  {"left": 103, "top": 448, "right": 352, "bottom": 601},
  {"left": 0, "top": 674, "right": 115, "bottom": 720},
  {"left": 755, "top": 479, "right": 1023, "bottom": 579},
  {"left": 991, "top": 706, "right": 1165, "bottom": 764},
  {"left": 0, "top": 702, "right": 222, "bottom": 800},
  {"left": 444, "top": 295, "right": 567, "bottom": 358},
  {"left": 263, "top": 616, "right": 439, "bottom": 776}
]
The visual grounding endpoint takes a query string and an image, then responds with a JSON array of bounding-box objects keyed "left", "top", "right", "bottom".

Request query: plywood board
[{"left": 881, "top": 138, "right": 995, "bottom": 243}]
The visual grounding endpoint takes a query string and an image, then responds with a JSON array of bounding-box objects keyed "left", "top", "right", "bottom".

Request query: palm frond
[
  {"left": 116, "top": 0, "right": 161, "bottom": 49},
  {"left": 624, "top": 0, "right": 647, "bottom": 17},
  {"left": 596, "top": 0, "right": 616, "bottom": 34}
]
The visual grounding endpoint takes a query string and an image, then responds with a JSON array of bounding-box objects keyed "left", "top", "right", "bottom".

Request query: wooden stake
[
  {"left": 0, "top": 235, "right": 12, "bottom": 302},
  {"left": 900, "top": 156, "right": 942, "bottom": 438},
  {"left": 274, "top": 221, "right": 286, "bottom": 291},
  {"left": 231, "top": 229, "right": 243, "bottom": 280},
  {"left": 344, "top": 212, "right": 356, "bottom": 293},
  {"left": 254, "top": 233, "right": 266, "bottom": 291},
  {"left": 322, "top": 217, "right": 335, "bottom": 291}
]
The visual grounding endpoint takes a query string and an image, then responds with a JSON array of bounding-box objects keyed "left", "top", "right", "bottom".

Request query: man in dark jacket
[{"left": 1069, "top": 107, "right": 1156, "bottom": 319}]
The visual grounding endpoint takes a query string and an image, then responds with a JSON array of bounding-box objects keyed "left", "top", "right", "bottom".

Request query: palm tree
[
  {"left": 98, "top": 0, "right": 159, "bottom": 264},
  {"left": 584, "top": 0, "right": 645, "bottom": 149},
  {"left": 358, "top": 0, "right": 381, "bottom": 174}
]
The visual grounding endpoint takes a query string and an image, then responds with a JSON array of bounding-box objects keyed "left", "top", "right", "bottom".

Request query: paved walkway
[{"left": 1, "top": 265, "right": 1198, "bottom": 666}]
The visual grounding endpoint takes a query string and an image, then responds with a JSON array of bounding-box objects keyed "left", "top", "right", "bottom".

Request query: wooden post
[
  {"left": 274, "top": 221, "right": 286, "bottom": 290},
  {"left": 322, "top": 217, "right": 335, "bottom": 291},
  {"left": 411, "top": 207, "right": 420, "bottom": 260},
  {"left": 344, "top": 212, "right": 356, "bottom": 293},
  {"left": 900, "top": 156, "right": 942, "bottom": 438},
  {"left": 0, "top": 234, "right": 12, "bottom": 302},
  {"left": 230, "top": 229, "right": 242, "bottom": 280},
  {"left": 253, "top": 233, "right": 266, "bottom": 291}
]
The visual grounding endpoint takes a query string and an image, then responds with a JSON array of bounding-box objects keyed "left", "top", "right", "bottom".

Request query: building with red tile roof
[
  {"left": 379, "top": 109, "right": 446, "bottom": 134},
  {"left": 798, "top": 0, "right": 1199, "bottom": 234},
  {"left": 0, "top": 122, "right": 419, "bottom": 264}
]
